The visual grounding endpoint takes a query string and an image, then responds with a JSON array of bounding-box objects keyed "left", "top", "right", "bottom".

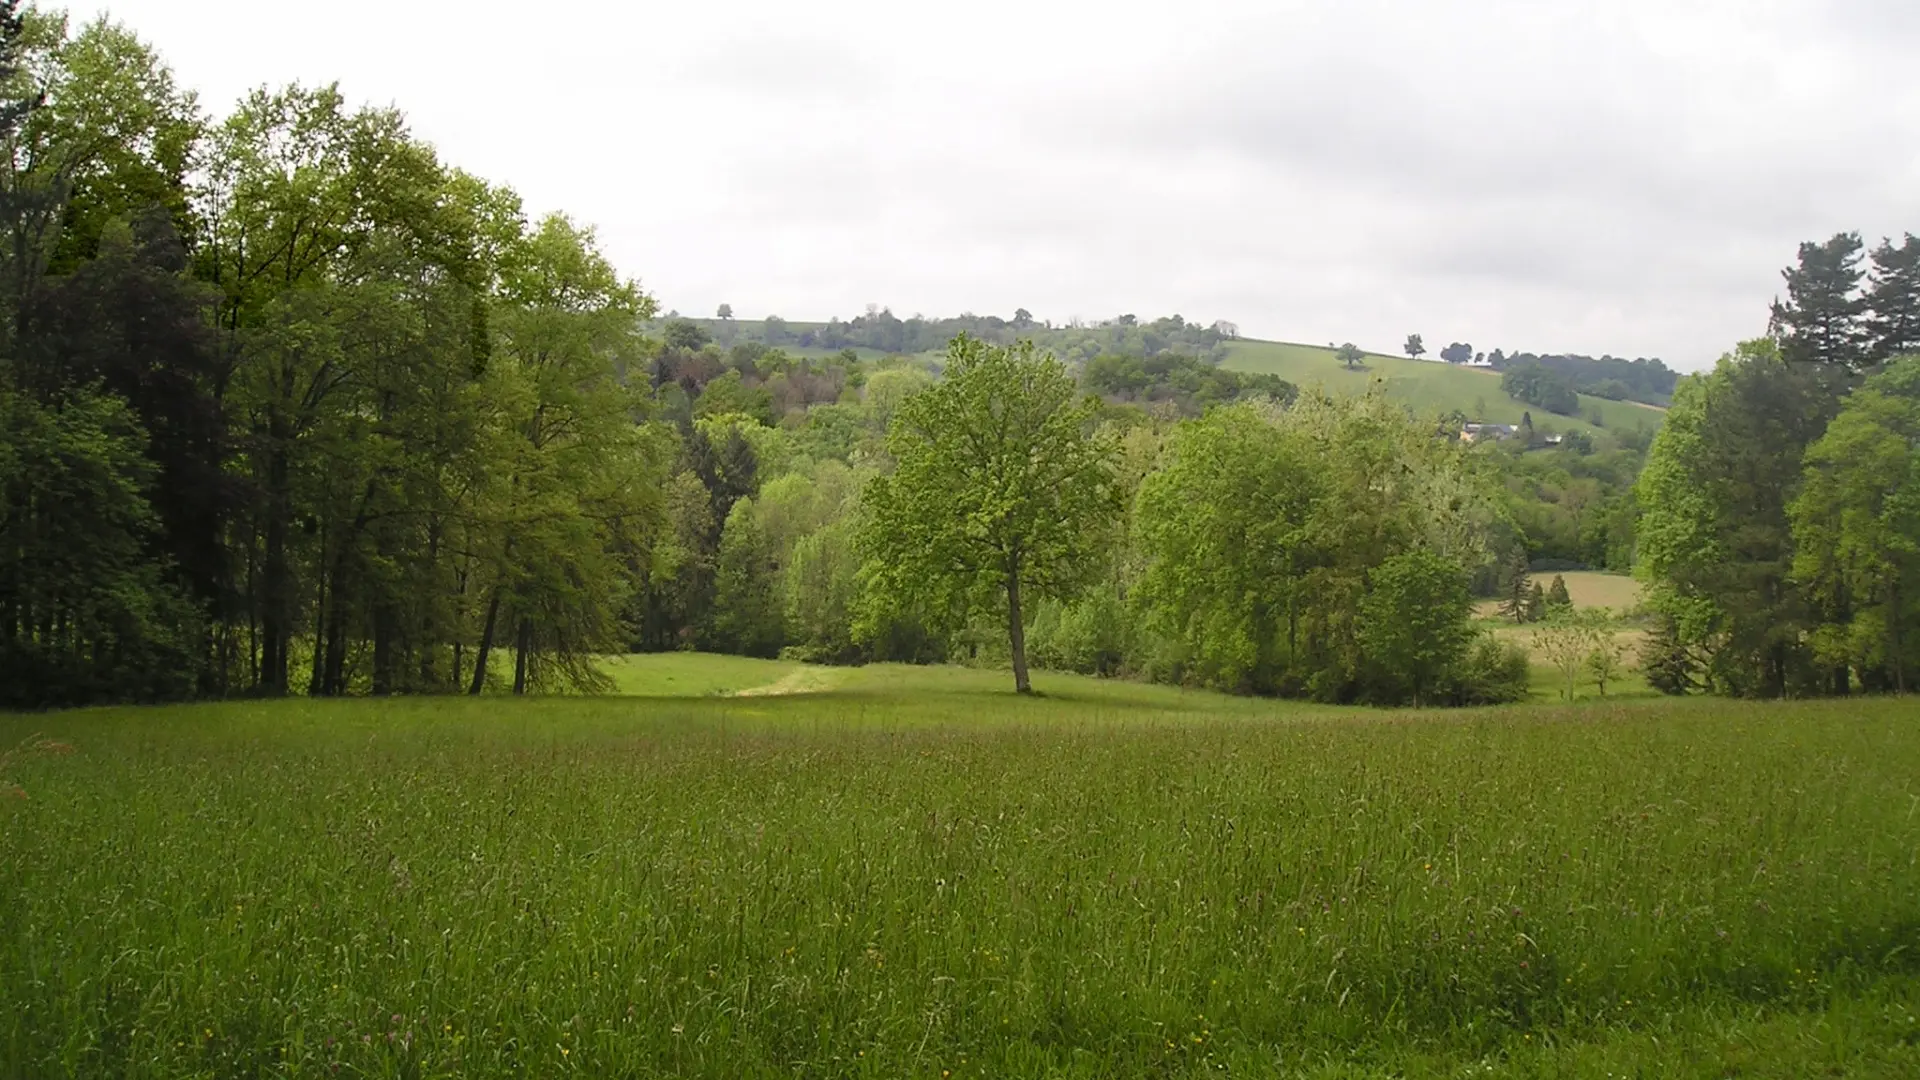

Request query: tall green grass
[{"left": 3, "top": 686, "right": 1917, "bottom": 1078}]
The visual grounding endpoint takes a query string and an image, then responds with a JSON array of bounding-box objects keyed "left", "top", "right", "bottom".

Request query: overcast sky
[{"left": 75, "top": 0, "right": 1920, "bottom": 369}]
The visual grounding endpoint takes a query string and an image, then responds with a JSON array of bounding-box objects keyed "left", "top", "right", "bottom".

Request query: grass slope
[
  {"left": 5, "top": 672, "right": 1918, "bottom": 1078},
  {"left": 1222, "top": 340, "right": 1666, "bottom": 439}
]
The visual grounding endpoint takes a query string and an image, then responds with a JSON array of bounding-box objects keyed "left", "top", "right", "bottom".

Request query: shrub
[{"left": 1443, "top": 637, "right": 1533, "bottom": 705}]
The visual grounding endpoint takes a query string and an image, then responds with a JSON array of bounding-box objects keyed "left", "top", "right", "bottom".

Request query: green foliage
[
  {"left": 1483, "top": 351, "right": 1677, "bottom": 407},
  {"left": 1450, "top": 636, "right": 1534, "bottom": 705},
  {"left": 663, "top": 317, "right": 710, "bottom": 351},
  {"left": 1132, "top": 402, "right": 1322, "bottom": 693},
  {"left": 1546, "top": 574, "right": 1573, "bottom": 611},
  {"left": 1501, "top": 362, "right": 1581, "bottom": 416},
  {"left": 783, "top": 519, "right": 863, "bottom": 663},
  {"left": 859, "top": 335, "right": 1119, "bottom": 692},
  {"left": 1357, "top": 551, "right": 1476, "bottom": 706},
  {"left": 706, "top": 308, "right": 1235, "bottom": 363},
  {"left": 1335, "top": 341, "right": 1366, "bottom": 369},
  {"left": 707, "top": 498, "right": 784, "bottom": 658},
  {"left": 1769, "top": 232, "right": 1869, "bottom": 370},
  {"left": 1496, "top": 549, "right": 1534, "bottom": 623},
  {"left": 0, "top": 389, "right": 198, "bottom": 706},
  {"left": 1026, "top": 589, "right": 1132, "bottom": 677},
  {"left": 692, "top": 369, "right": 775, "bottom": 427},
  {"left": 1080, "top": 351, "right": 1293, "bottom": 415},
  {"left": 1866, "top": 235, "right": 1920, "bottom": 361},
  {"left": 1639, "top": 613, "right": 1706, "bottom": 696},
  {"left": 1133, "top": 394, "right": 1499, "bottom": 703},
  {"left": 1531, "top": 608, "right": 1616, "bottom": 702},
  {"left": 1219, "top": 340, "right": 1661, "bottom": 440},
  {"left": 1636, "top": 340, "right": 1841, "bottom": 697},
  {"left": 1789, "top": 356, "right": 1920, "bottom": 691}
]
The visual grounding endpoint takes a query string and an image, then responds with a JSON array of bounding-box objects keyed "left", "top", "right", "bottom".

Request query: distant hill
[
  {"left": 1220, "top": 340, "right": 1664, "bottom": 441},
  {"left": 667, "top": 315, "right": 1664, "bottom": 441}
]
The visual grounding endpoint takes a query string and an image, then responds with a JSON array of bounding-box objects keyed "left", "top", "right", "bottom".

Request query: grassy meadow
[
  {"left": 5, "top": 667, "right": 1920, "bottom": 1078},
  {"left": 1220, "top": 341, "right": 1666, "bottom": 441}
]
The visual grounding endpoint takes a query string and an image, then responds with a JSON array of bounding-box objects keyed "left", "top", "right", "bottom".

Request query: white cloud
[{"left": 77, "top": 0, "right": 1920, "bottom": 367}]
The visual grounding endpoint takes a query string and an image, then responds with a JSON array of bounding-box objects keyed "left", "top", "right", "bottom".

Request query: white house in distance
[{"left": 1459, "top": 422, "right": 1517, "bottom": 443}]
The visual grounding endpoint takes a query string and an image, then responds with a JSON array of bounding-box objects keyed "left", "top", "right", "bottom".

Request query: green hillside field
[
  {"left": 671, "top": 320, "right": 1668, "bottom": 442},
  {"left": 6, "top": 662, "right": 1919, "bottom": 1078},
  {"left": 1222, "top": 340, "right": 1666, "bottom": 440}
]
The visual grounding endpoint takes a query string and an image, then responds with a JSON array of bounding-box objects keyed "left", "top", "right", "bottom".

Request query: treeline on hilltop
[
  {"left": 1431, "top": 340, "right": 1677, "bottom": 407},
  {"left": 694, "top": 309, "right": 1240, "bottom": 365}
]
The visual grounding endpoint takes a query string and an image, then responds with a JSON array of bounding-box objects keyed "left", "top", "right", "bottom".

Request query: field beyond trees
[
  {"left": 5, "top": 676, "right": 1919, "bottom": 1078},
  {"left": 1219, "top": 341, "right": 1666, "bottom": 441}
]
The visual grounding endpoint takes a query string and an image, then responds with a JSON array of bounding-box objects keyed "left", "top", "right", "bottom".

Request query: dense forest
[
  {"left": 1, "top": 5, "right": 1914, "bottom": 708},
  {"left": 1431, "top": 341, "right": 1678, "bottom": 407}
]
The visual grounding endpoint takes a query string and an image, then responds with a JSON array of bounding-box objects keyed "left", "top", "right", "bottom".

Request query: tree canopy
[{"left": 859, "top": 335, "right": 1119, "bottom": 693}]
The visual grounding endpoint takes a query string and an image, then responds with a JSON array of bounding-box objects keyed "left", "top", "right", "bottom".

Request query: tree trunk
[
  {"left": 260, "top": 434, "right": 292, "bottom": 696},
  {"left": 1893, "top": 577, "right": 1907, "bottom": 695},
  {"left": 306, "top": 566, "right": 329, "bottom": 696},
  {"left": 1006, "top": 564, "right": 1031, "bottom": 695},
  {"left": 371, "top": 598, "right": 396, "bottom": 696},
  {"left": 468, "top": 585, "right": 502, "bottom": 695},
  {"left": 512, "top": 617, "right": 533, "bottom": 695},
  {"left": 321, "top": 596, "right": 348, "bottom": 696},
  {"left": 418, "top": 518, "right": 443, "bottom": 688},
  {"left": 1832, "top": 580, "right": 1852, "bottom": 696}
]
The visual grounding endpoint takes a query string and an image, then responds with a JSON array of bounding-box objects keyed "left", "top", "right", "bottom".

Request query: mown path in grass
[{"left": 3, "top": 681, "right": 1918, "bottom": 1078}]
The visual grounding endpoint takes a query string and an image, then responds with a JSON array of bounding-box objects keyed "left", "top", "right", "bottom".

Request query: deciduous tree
[{"left": 859, "top": 335, "right": 1118, "bottom": 693}]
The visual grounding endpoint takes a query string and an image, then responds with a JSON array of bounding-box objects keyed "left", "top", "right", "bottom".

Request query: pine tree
[
  {"left": 1496, "top": 550, "right": 1532, "bottom": 623},
  {"left": 1770, "top": 232, "right": 1870, "bottom": 371},
  {"left": 1546, "top": 574, "right": 1573, "bottom": 610},
  {"left": 1865, "top": 234, "right": 1920, "bottom": 364},
  {"left": 1639, "top": 615, "right": 1702, "bottom": 695},
  {"left": 1525, "top": 581, "right": 1547, "bottom": 623}
]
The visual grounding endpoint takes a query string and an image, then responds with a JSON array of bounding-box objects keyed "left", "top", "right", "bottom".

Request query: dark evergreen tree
[
  {"left": 1865, "top": 233, "right": 1920, "bottom": 363},
  {"left": 1525, "top": 581, "right": 1547, "bottom": 623},
  {"left": 1546, "top": 574, "right": 1572, "bottom": 611},
  {"left": 22, "top": 212, "right": 231, "bottom": 626},
  {"left": 1496, "top": 549, "right": 1533, "bottom": 623},
  {"left": 1638, "top": 341, "right": 1842, "bottom": 698},
  {"left": 1639, "top": 615, "right": 1702, "bottom": 696},
  {"left": 1769, "top": 232, "right": 1869, "bottom": 371}
]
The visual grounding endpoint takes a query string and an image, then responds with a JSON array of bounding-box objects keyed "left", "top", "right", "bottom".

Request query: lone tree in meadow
[
  {"left": 1404, "top": 333, "right": 1426, "bottom": 361},
  {"left": 1336, "top": 342, "right": 1366, "bottom": 370},
  {"left": 859, "top": 334, "right": 1119, "bottom": 693}
]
